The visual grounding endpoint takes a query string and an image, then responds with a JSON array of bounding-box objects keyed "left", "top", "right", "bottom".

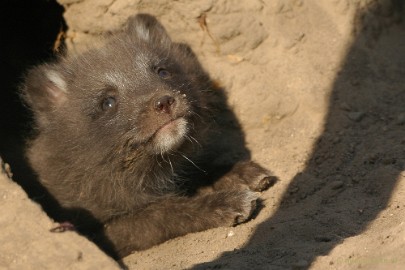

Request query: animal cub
[{"left": 22, "top": 14, "right": 276, "bottom": 257}]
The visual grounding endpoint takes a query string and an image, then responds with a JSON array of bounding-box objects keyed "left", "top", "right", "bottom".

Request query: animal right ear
[
  {"left": 22, "top": 64, "right": 68, "bottom": 116},
  {"left": 126, "top": 14, "right": 172, "bottom": 46}
]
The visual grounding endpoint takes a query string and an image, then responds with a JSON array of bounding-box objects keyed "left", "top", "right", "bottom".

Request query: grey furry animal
[{"left": 22, "top": 14, "right": 276, "bottom": 258}]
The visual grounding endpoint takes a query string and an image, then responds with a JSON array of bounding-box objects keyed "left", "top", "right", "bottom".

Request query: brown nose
[{"left": 155, "top": 95, "right": 175, "bottom": 114}]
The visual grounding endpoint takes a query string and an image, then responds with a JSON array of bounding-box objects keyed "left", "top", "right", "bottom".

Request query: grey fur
[{"left": 21, "top": 14, "right": 276, "bottom": 258}]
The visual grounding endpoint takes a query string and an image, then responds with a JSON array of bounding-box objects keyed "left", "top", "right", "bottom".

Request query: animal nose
[{"left": 154, "top": 95, "right": 175, "bottom": 114}]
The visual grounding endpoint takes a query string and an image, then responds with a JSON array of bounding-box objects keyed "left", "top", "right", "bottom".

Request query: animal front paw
[
  {"left": 212, "top": 189, "right": 259, "bottom": 226},
  {"left": 232, "top": 189, "right": 259, "bottom": 225},
  {"left": 250, "top": 174, "right": 278, "bottom": 192},
  {"left": 231, "top": 161, "right": 278, "bottom": 192}
]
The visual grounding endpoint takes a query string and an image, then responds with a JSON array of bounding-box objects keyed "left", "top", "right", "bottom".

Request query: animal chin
[{"left": 151, "top": 117, "right": 188, "bottom": 153}]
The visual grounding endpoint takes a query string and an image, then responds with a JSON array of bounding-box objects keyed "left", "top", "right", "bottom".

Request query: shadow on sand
[{"left": 194, "top": 1, "right": 405, "bottom": 269}]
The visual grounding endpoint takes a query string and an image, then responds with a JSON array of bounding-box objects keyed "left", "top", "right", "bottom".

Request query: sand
[{"left": 1, "top": 0, "right": 404, "bottom": 269}]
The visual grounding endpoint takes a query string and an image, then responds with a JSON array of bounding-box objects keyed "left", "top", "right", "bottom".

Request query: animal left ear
[
  {"left": 21, "top": 64, "right": 68, "bottom": 128},
  {"left": 126, "top": 13, "right": 172, "bottom": 46}
]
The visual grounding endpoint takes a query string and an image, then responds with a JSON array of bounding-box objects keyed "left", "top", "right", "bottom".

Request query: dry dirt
[{"left": 1, "top": 0, "right": 405, "bottom": 269}]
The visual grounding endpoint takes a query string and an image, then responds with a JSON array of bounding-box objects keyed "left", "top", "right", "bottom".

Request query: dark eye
[
  {"left": 101, "top": 96, "right": 117, "bottom": 111},
  {"left": 156, "top": 67, "right": 171, "bottom": 79}
]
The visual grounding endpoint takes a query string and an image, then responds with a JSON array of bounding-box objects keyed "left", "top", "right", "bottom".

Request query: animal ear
[
  {"left": 22, "top": 64, "right": 68, "bottom": 120},
  {"left": 127, "top": 14, "right": 171, "bottom": 46}
]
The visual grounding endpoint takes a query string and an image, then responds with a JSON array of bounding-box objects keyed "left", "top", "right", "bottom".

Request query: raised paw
[
  {"left": 251, "top": 174, "right": 278, "bottom": 192},
  {"left": 227, "top": 161, "right": 278, "bottom": 192}
]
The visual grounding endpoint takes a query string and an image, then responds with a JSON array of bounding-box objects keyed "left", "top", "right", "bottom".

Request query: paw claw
[
  {"left": 253, "top": 175, "right": 278, "bottom": 192},
  {"left": 232, "top": 190, "right": 258, "bottom": 225}
]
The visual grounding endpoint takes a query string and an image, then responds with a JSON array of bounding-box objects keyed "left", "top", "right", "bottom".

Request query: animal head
[{"left": 22, "top": 14, "right": 211, "bottom": 161}]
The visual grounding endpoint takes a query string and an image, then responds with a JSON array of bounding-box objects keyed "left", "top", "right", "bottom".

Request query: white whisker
[{"left": 178, "top": 152, "right": 206, "bottom": 173}]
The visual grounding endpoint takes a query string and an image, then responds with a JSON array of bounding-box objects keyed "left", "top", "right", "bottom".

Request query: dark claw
[
  {"left": 253, "top": 175, "right": 278, "bottom": 192},
  {"left": 50, "top": 221, "right": 75, "bottom": 233}
]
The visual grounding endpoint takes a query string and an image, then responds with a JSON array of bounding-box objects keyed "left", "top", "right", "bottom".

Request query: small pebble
[
  {"left": 315, "top": 235, "right": 332, "bottom": 242},
  {"left": 382, "top": 158, "right": 396, "bottom": 165},
  {"left": 227, "top": 230, "right": 235, "bottom": 238},
  {"left": 351, "top": 177, "right": 359, "bottom": 184},
  {"left": 347, "top": 111, "right": 365, "bottom": 122},
  {"left": 331, "top": 180, "right": 344, "bottom": 190},
  {"left": 289, "top": 186, "right": 299, "bottom": 194},
  {"left": 339, "top": 102, "right": 351, "bottom": 111},
  {"left": 396, "top": 112, "right": 405, "bottom": 125},
  {"left": 291, "top": 260, "right": 309, "bottom": 269}
]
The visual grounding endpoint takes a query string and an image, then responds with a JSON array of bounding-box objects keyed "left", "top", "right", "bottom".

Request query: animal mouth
[
  {"left": 159, "top": 118, "right": 181, "bottom": 131},
  {"left": 154, "top": 117, "right": 184, "bottom": 136},
  {"left": 147, "top": 116, "right": 188, "bottom": 153}
]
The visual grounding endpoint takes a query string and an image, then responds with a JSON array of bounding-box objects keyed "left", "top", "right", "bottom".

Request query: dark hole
[
  {"left": 0, "top": 0, "right": 65, "bottom": 213},
  {"left": 0, "top": 1, "right": 124, "bottom": 261}
]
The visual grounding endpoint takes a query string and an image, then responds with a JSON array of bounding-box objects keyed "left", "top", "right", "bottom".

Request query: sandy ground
[
  {"left": 1, "top": 0, "right": 404, "bottom": 269},
  {"left": 0, "top": 158, "right": 120, "bottom": 269}
]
